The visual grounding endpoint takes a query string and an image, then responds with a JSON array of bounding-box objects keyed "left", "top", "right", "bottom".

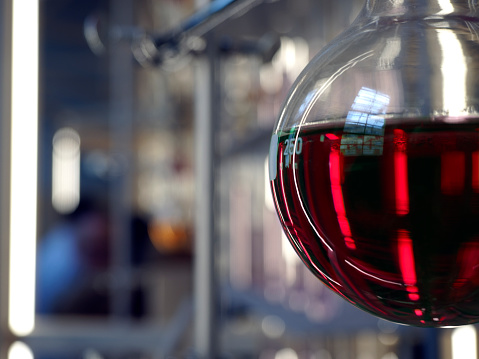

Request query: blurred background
[{"left": 0, "top": 0, "right": 477, "bottom": 358}]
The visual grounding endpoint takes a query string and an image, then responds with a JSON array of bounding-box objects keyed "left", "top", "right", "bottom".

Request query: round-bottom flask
[{"left": 270, "top": 0, "right": 479, "bottom": 326}]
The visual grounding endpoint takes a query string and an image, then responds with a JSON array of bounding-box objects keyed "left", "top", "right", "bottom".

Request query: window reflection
[{"left": 341, "top": 87, "right": 389, "bottom": 156}]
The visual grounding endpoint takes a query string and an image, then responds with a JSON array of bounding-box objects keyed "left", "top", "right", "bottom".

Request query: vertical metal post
[
  {"left": 193, "top": 0, "right": 219, "bottom": 355},
  {"left": 424, "top": 328, "right": 440, "bottom": 359},
  {"left": 0, "top": 0, "right": 13, "bottom": 354},
  {"left": 109, "top": 0, "right": 134, "bottom": 320}
]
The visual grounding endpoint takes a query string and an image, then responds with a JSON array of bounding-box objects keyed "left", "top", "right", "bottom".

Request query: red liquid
[{"left": 271, "top": 119, "right": 479, "bottom": 326}]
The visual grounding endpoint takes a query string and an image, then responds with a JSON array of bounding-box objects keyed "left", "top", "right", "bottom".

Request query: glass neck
[{"left": 364, "top": 0, "right": 479, "bottom": 18}]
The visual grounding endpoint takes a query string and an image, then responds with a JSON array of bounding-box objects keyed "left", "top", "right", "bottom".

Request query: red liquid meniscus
[{"left": 270, "top": 119, "right": 479, "bottom": 326}]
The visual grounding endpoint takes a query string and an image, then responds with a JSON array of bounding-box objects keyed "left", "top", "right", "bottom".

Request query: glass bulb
[{"left": 269, "top": 0, "right": 479, "bottom": 326}]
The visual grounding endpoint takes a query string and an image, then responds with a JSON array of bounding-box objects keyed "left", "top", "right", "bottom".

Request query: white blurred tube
[
  {"left": 52, "top": 128, "right": 81, "bottom": 214},
  {"left": 9, "top": 0, "right": 39, "bottom": 337},
  {"left": 452, "top": 325, "right": 477, "bottom": 359},
  {"left": 8, "top": 341, "right": 34, "bottom": 359}
]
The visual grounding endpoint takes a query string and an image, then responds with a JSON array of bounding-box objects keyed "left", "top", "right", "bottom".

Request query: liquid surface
[{"left": 270, "top": 119, "right": 479, "bottom": 326}]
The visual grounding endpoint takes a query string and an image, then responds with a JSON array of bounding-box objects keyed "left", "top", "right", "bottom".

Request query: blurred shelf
[
  {"left": 220, "top": 125, "right": 273, "bottom": 159},
  {"left": 26, "top": 298, "right": 192, "bottom": 357}
]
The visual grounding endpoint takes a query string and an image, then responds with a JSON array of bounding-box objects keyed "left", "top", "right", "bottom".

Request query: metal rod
[
  {"left": 0, "top": 0, "right": 13, "bottom": 352},
  {"left": 154, "top": 0, "right": 263, "bottom": 47},
  {"left": 85, "top": 0, "right": 272, "bottom": 67},
  {"left": 144, "top": 0, "right": 268, "bottom": 66},
  {"left": 109, "top": 0, "right": 134, "bottom": 321},
  {"left": 193, "top": 28, "right": 219, "bottom": 359}
]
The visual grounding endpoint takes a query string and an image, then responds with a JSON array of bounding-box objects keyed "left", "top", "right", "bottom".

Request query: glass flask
[{"left": 269, "top": 0, "right": 479, "bottom": 326}]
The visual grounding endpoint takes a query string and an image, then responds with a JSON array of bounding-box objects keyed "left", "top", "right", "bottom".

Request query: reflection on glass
[
  {"left": 393, "top": 129, "right": 409, "bottom": 215},
  {"left": 437, "top": 30, "right": 467, "bottom": 117},
  {"left": 329, "top": 135, "right": 355, "bottom": 249},
  {"left": 378, "top": 37, "right": 401, "bottom": 70},
  {"left": 396, "top": 230, "right": 418, "bottom": 301},
  {"left": 341, "top": 87, "right": 389, "bottom": 156},
  {"left": 436, "top": 0, "right": 455, "bottom": 15}
]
